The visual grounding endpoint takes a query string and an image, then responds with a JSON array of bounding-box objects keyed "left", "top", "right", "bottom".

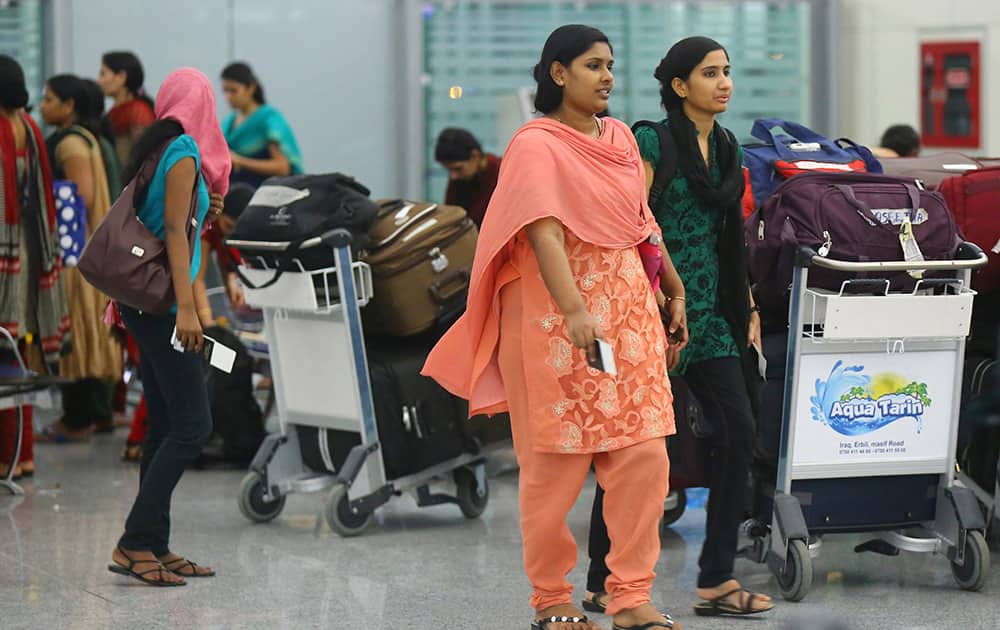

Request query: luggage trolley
[
  {"left": 232, "top": 229, "right": 489, "bottom": 536},
  {"left": 746, "top": 243, "right": 992, "bottom": 601}
]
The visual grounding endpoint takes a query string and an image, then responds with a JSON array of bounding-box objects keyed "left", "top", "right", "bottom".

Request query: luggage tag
[{"left": 898, "top": 217, "right": 925, "bottom": 279}]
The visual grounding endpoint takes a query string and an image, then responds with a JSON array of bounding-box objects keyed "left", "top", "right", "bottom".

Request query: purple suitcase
[{"left": 747, "top": 171, "right": 963, "bottom": 325}]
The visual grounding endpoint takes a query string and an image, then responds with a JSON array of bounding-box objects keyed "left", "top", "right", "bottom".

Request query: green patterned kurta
[{"left": 634, "top": 120, "right": 740, "bottom": 375}]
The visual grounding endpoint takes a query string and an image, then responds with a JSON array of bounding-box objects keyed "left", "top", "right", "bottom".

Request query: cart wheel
[
  {"left": 951, "top": 530, "right": 991, "bottom": 591},
  {"left": 455, "top": 467, "right": 489, "bottom": 519},
  {"left": 325, "top": 483, "right": 374, "bottom": 537},
  {"left": 774, "top": 539, "right": 813, "bottom": 602},
  {"left": 661, "top": 489, "right": 687, "bottom": 529},
  {"left": 238, "top": 472, "right": 286, "bottom": 523}
]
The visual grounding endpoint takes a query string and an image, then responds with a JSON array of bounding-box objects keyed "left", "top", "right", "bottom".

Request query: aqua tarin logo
[{"left": 809, "top": 361, "right": 931, "bottom": 436}]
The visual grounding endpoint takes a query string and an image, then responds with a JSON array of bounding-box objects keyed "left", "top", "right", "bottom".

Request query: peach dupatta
[{"left": 422, "top": 116, "right": 660, "bottom": 416}]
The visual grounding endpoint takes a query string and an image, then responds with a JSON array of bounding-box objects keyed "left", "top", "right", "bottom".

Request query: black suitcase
[
  {"left": 298, "top": 337, "right": 471, "bottom": 479},
  {"left": 200, "top": 326, "right": 266, "bottom": 465},
  {"left": 959, "top": 354, "right": 1000, "bottom": 493}
]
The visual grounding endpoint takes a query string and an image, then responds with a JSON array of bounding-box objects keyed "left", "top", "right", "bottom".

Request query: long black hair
[
  {"left": 102, "top": 51, "right": 154, "bottom": 109},
  {"left": 532, "top": 25, "right": 611, "bottom": 114},
  {"left": 0, "top": 54, "right": 29, "bottom": 110},
  {"left": 47, "top": 74, "right": 103, "bottom": 138},
  {"left": 123, "top": 119, "right": 184, "bottom": 205},
  {"left": 221, "top": 62, "right": 266, "bottom": 104},
  {"left": 81, "top": 78, "right": 115, "bottom": 143}
]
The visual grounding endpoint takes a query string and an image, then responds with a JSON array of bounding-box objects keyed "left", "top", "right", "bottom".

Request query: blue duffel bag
[{"left": 743, "top": 118, "right": 883, "bottom": 206}]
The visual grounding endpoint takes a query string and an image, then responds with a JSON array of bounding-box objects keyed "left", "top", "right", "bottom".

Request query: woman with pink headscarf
[{"left": 107, "top": 68, "right": 230, "bottom": 587}]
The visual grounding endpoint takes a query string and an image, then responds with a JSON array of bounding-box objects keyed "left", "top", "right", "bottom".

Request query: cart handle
[
  {"left": 320, "top": 228, "right": 354, "bottom": 249},
  {"left": 795, "top": 242, "right": 988, "bottom": 272}
]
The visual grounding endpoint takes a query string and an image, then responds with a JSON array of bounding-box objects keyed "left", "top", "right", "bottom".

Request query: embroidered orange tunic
[{"left": 501, "top": 229, "right": 674, "bottom": 454}]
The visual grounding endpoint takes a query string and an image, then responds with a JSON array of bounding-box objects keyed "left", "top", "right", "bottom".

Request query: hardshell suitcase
[
  {"left": 938, "top": 166, "right": 1000, "bottom": 292},
  {"left": 747, "top": 171, "right": 962, "bottom": 327},
  {"left": 363, "top": 200, "right": 477, "bottom": 337},
  {"left": 879, "top": 152, "right": 983, "bottom": 188},
  {"left": 298, "top": 337, "right": 470, "bottom": 479}
]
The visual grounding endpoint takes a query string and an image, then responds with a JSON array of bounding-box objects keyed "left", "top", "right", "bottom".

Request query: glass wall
[
  {"left": 0, "top": 0, "right": 45, "bottom": 108},
  {"left": 424, "top": 0, "right": 814, "bottom": 200}
]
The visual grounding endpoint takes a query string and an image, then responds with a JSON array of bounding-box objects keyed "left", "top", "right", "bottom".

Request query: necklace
[{"left": 553, "top": 114, "right": 602, "bottom": 138}]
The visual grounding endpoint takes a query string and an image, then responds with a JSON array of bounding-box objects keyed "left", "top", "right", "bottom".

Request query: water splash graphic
[{"left": 809, "top": 360, "right": 930, "bottom": 436}]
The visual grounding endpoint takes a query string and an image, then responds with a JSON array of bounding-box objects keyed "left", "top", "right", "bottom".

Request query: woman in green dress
[{"left": 583, "top": 36, "right": 773, "bottom": 619}]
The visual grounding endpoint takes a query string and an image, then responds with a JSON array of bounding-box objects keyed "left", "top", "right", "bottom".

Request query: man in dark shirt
[{"left": 435, "top": 128, "right": 501, "bottom": 228}]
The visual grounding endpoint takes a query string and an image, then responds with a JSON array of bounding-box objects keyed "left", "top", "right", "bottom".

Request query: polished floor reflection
[{"left": 1, "top": 431, "right": 997, "bottom": 630}]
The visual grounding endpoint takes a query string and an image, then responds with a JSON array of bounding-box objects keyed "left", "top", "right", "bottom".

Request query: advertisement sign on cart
[{"left": 792, "top": 351, "right": 957, "bottom": 471}]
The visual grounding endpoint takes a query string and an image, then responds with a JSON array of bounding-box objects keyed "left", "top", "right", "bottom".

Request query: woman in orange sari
[{"left": 424, "top": 25, "right": 687, "bottom": 630}]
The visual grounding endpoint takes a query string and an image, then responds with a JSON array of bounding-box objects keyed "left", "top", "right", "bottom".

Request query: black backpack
[
  {"left": 227, "top": 172, "right": 380, "bottom": 288},
  {"left": 201, "top": 326, "right": 266, "bottom": 464},
  {"left": 631, "top": 120, "right": 678, "bottom": 210}
]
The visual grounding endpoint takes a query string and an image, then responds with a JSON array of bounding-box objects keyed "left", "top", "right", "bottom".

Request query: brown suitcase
[
  {"left": 879, "top": 152, "right": 983, "bottom": 188},
  {"left": 363, "top": 200, "right": 478, "bottom": 336}
]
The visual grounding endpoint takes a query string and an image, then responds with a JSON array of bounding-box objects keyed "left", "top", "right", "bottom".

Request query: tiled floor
[{"left": 1, "top": 431, "right": 998, "bottom": 630}]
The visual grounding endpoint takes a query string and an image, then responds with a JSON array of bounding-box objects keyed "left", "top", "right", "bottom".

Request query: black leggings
[
  {"left": 587, "top": 356, "right": 755, "bottom": 591},
  {"left": 117, "top": 305, "right": 212, "bottom": 555}
]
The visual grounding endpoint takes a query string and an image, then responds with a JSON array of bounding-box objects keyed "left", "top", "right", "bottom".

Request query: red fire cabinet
[{"left": 920, "top": 41, "right": 981, "bottom": 149}]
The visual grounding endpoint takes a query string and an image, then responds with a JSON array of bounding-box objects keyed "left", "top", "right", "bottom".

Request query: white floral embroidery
[{"left": 540, "top": 314, "right": 559, "bottom": 332}]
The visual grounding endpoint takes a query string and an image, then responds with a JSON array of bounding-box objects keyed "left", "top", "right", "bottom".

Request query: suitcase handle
[{"left": 429, "top": 269, "right": 470, "bottom": 304}]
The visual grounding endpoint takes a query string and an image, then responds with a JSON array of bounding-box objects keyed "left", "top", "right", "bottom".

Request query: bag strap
[
  {"left": 226, "top": 239, "right": 304, "bottom": 291},
  {"left": 631, "top": 120, "right": 677, "bottom": 209}
]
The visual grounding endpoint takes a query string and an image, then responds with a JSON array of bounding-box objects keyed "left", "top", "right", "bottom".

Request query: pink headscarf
[{"left": 154, "top": 68, "right": 231, "bottom": 196}]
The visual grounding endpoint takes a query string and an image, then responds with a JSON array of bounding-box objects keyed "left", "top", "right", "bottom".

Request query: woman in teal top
[
  {"left": 108, "top": 68, "right": 230, "bottom": 588},
  {"left": 137, "top": 134, "right": 210, "bottom": 281},
  {"left": 585, "top": 37, "right": 774, "bottom": 619},
  {"left": 221, "top": 62, "right": 303, "bottom": 189}
]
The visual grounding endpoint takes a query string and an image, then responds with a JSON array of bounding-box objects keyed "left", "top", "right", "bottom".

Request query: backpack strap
[{"left": 631, "top": 120, "right": 677, "bottom": 209}]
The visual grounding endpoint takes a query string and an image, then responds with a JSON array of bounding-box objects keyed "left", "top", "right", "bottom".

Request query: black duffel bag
[{"left": 227, "top": 173, "right": 379, "bottom": 288}]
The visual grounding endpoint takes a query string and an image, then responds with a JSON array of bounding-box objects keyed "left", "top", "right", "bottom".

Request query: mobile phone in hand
[
  {"left": 587, "top": 339, "right": 618, "bottom": 376},
  {"left": 667, "top": 325, "right": 685, "bottom": 346},
  {"left": 170, "top": 326, "right": 236, "bottom": 373}
]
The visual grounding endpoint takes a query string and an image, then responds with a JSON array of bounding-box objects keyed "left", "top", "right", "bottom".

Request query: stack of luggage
[
  {"left": 743, "top": 119, "right": 1000, "bottom": 520},
  {"left": 228, "top": 174, "right": 510, "bottom": 479}
]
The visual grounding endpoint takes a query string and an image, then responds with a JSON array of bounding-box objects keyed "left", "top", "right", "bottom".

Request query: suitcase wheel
[
  {"left": 325, "top": 483, "right": 374, "bottom": 537},
  {"left": 238, "top": 472, "right": 286, "bottom": 524},
  {"left": 454, "top": 467, "right": 489, "bottom": 519}
]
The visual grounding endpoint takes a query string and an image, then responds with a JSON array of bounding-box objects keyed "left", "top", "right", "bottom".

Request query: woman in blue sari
[{"left": 220, "top": 62, "right": 303, "bottom": 188}]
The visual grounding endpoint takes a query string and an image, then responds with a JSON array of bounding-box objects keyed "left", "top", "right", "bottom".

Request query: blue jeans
[{"left": 117, "top": 305, "right": 211, "bottom": 554}]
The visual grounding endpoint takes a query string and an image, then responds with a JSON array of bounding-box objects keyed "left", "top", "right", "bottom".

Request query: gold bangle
[
  {"left": 667, "top": 295, "right": 686, "bottom": 302},
  {"left": 198, "top": 308, "right": 213, "bottom": 316}
]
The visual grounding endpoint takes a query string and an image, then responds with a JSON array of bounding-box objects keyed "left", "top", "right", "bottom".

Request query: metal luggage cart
[
  {"left": 746, "top": 243, "right": 992, "bottom": 601},
  {"left": 231, "top": 230, "right": 489, "bottom": 537},
  {"left": 0, "top": 328, "right": 66, "bottom": 496}
]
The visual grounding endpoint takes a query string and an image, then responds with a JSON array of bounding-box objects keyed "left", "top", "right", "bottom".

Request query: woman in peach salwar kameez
[{"left": 423, "top": 26, "right": 688, "bottom": 630}]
